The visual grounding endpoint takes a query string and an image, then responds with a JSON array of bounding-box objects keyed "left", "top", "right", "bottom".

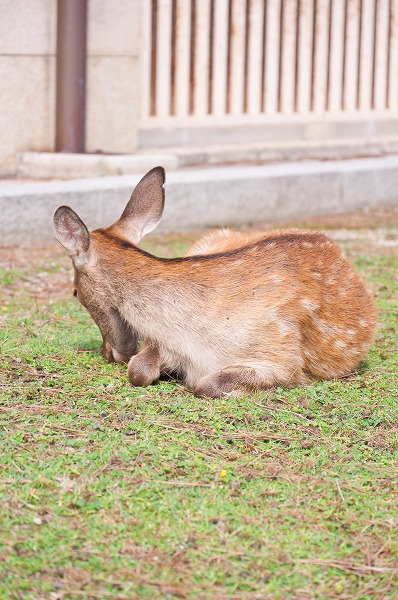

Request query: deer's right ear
[
  {"left": 53, "top": 206, "right": 90, "bottom": 265},
  {"left": 111, "top": 166, "right": 166, "bottom": 244}
]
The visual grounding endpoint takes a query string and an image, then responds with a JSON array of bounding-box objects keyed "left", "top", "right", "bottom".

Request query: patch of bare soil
[
  {"left": 0, "top": 242, "right": 65, "bottom": 268},
  {"left": 286, "top": 204, "right": 398, "bottom": 230},
  {"left": 0, "top": 243, "right": 72, "bottom": 302}
]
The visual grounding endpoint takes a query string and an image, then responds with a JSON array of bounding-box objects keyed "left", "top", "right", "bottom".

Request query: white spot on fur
[
  {"left": 265, "top": 308, "right": 291, "bottom": 336},
  {"left": 301, "top": 298, "right": 319, "bottom": 312},
  {"left": 314, "top": 319, "right": 345, "bottom": 337},
  {"left": 269, "top": 273, "right": 284, "bottom": 283},
  {"left": 349, "top": 348, "right": 361, "bottom": 356},
  {"left": 277, "top": 319, "right": 291, "bottom": 336},
  {"left": 335, "top": 339, "right": 347, "bottom": 349}
]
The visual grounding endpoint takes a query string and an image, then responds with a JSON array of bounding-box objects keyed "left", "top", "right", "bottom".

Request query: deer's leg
[
  {"left": 193, "top": 365, "right": 286, "bottom": 398},
  {"left": 127, "top": 343, "right": 161, "bottom": 387},
  {"left": 100, "top": 311, "right": 138, "bottom": 364},
  {"left": 102, "top": 339, "right": 137, "bottom": 364}
]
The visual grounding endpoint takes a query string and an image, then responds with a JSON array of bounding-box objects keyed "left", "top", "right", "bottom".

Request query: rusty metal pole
[{"left": 55, "top": 0, "right": 87, "bottom": 153}]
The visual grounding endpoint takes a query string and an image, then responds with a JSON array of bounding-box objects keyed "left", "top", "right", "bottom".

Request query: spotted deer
[{"left": 53, "top": 166, "right": 378, "bottom": 398}]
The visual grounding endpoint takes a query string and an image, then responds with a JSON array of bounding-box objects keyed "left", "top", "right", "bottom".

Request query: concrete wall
[
  {"left": 86, "top": 0, "right": 141, "bottom": 154},
  {"left": 0, "top": 0, "right": 56, "bottom": 175},
  {"left": 0, "top": 0, "right": 141, "bottom": 176}
]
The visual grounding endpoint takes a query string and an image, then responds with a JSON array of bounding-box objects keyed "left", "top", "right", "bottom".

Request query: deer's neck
[{"left": 99, "top": 242, "right": 202, "bottom": 337}]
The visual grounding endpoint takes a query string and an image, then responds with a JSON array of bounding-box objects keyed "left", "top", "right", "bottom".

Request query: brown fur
[{"left": 54, "top": 167, "right": 378, "bottom": 398}]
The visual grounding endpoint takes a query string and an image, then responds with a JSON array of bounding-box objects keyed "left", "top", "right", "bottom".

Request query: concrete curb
[
  {"left": 16, "top": 152, "right": 179, "bottom": 179},
  {"left": 1, "top": 156, "right": 398, "bottom": 244}
]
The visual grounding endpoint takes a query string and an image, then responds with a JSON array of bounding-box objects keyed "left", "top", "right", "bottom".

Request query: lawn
[{"left": 0, "top": 206, "right": 397, "bottom": 599}]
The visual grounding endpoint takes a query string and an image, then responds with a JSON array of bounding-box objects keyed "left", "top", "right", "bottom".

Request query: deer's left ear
[
  {"left": 53, "top": 206, "right": 90, "bottom": 265},
  {"left": 110, "top": 166, "right": 165, "bottom": 244}
]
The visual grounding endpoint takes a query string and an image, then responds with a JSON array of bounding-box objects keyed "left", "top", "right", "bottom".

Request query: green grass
[{"left": 0, "top": 228, "right": 397, "bottom": 599}]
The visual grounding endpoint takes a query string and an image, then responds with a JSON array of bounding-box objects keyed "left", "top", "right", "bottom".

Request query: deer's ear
[
  {"left": 111, "top": 166, "right": 165, "bottom": 244},
  {"left": 53, "top": 206, "right": 90, "bottom": 265}
]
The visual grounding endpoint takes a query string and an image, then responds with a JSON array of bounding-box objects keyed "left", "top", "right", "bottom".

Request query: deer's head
[{"left": 53, "top": 166, "right": 166, "bottom": 363}]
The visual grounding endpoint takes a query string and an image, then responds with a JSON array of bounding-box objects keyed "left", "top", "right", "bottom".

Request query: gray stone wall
[
  {"left": 0, "top": 0, "right": 56, "bottom": 175},
  {"left": 0, "top": 0, "right": 141, "bottom": 176}
]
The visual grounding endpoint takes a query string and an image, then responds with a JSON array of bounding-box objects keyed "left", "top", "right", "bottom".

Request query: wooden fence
[{"left": 141, "top": 0, "right": 398, "bottom": 125}]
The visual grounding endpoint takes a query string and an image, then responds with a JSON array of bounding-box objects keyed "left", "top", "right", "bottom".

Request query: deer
[{"left": 53, "top": 166, "right": 378, "bottom": 398}]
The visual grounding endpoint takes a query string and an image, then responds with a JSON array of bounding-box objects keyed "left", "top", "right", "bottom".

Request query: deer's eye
[{"left": 73, "top": 289, "right": 78, "bottom": 297}]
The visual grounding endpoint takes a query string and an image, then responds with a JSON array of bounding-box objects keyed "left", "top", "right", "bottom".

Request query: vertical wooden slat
[
  {"left": 280, "top": 0, "right": 297, "bottom": 113},
  {"left": 312, "top": 0, "right": 329, "bottom": 113},
  {"left": 141, "top": 0, "right": 152, "bottom": 118},
  {"left": 155, "top": 0, "right": 173, "bottom": 117},
  {"left": 328, "top": 0, "right": 344, "bottom": 112},
  {"left": 343, "top": 0, "right": 360, "bottom": 111},
  {"left": 193, "top": 0, "right": 211, "bottom": 116},
  {"left": 296, "top": 0, "right": 314, "bottom": 114},
  {"left": 389, "top": 0, "right": 398, "bottom": 108},
  {"left": 174, "top": 0, "right": 191, "bottom": 117},
  {"left": 373, "top": 0, "right": 389, "bottom": 109},
  {"left": 246, "top": 0, "right": 265, "bottom": 114},
  {"left": 212, "top": 0, "right": 229, "bottom": 115},
  {"left": 264, "top": 0, "right": 282, "bottom": 114},
  {"left": 358, "top": 0, "right": 375, "bottom": 111},
  {"left": 229, "top": 0, "right": 246, "bottom": 115}
]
